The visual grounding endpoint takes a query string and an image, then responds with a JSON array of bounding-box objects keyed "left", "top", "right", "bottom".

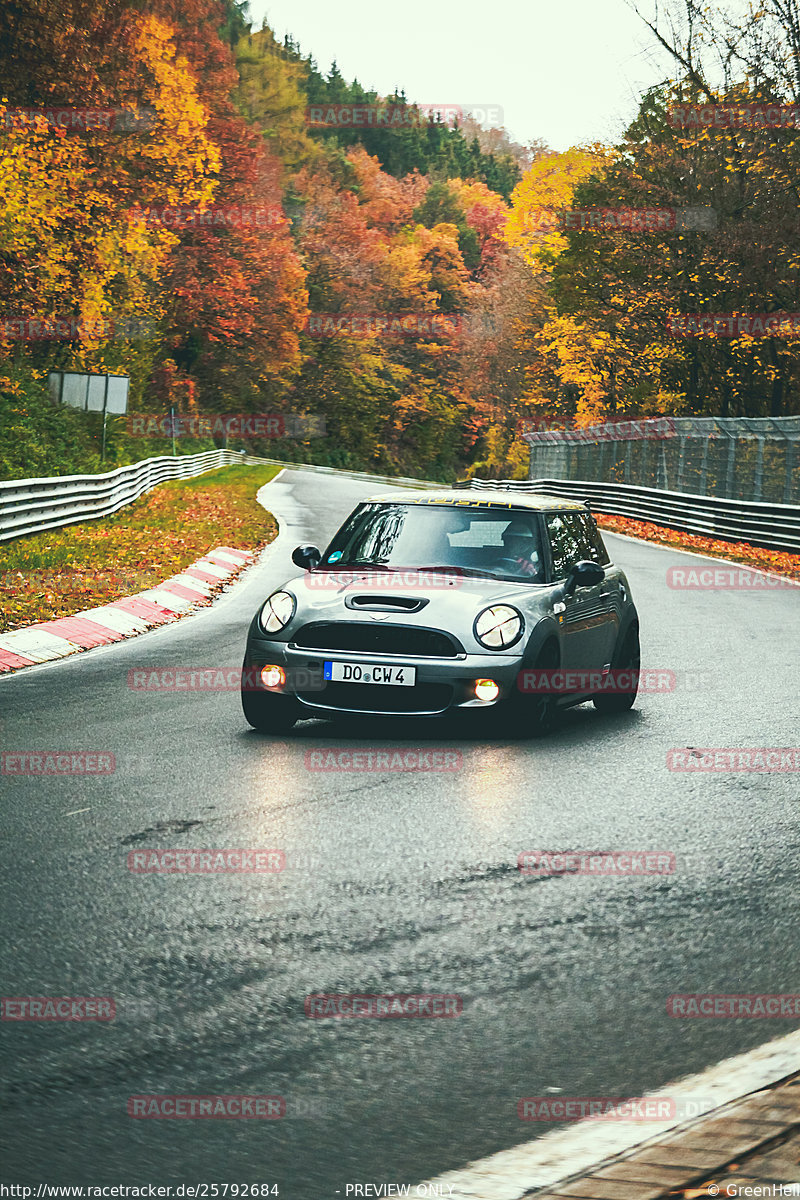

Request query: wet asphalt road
[{"left": 1, "top": 466, "right": 799, "bottom": 1196}]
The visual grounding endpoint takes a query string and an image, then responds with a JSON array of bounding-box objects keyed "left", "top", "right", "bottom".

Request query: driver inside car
[{"left": 497, "top": 518, "right": 543, "bottom": 579}]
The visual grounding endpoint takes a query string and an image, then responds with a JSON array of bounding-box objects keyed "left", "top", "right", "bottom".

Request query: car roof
[{"left": 364, "top": 488, "right": 588, "bottom": 512}]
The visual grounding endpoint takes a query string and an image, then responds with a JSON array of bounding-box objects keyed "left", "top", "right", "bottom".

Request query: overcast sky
[{"left": 247, "top": 0, "right": 675, "bottom": 150}]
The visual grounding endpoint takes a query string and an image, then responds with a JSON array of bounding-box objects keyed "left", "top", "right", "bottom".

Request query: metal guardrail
[
  {"left": 0, "top": 451, "right": 271, "bottom": 543},
  {"left": 10, "top": 448, "right": 794, "bottom": 552},
  {"left": 457, "top": 477, "right": 800, "bottom": 552},
  {"left": 251, "top": 458, "right": 444, "bottom": 490},
  {"left": 522, "top": 415, "right": 800, "bottom": 506}
]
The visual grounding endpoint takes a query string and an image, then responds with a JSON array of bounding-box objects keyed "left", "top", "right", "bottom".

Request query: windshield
[{"left": 320, "top": 503, "right": 546, "bottom": 583}]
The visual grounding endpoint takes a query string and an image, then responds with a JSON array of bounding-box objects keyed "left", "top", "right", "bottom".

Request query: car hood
[{"left": 277, "top": 569, "right": 551, "bottom": 644}]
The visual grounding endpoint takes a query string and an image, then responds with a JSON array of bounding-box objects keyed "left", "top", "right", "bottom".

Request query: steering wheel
[{"left": 494, "top": 556, "right": 527, "bottom": 572}]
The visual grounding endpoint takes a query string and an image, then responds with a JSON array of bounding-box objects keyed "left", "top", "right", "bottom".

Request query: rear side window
[
  {"left": 581, "top": 513, "right": 611, "bottom": 566},
  {"left": 546, "top": 512, "right": 607, "bottom": 578}
]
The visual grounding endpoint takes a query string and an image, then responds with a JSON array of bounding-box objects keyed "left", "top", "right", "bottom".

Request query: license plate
[{"left": 324, "top": 661, "right": 416, "bottom": 687}]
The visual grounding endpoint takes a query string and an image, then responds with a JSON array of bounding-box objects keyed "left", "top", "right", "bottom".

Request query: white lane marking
[
  {"left": 137, "top": 588, "right": 194, "bottom": 612},
  {"left": 603, "top": 529, "right": 800, "bottom": 585},
  {"left": 205, "top": 551, "right": 245, "bottom": 566},
  {"left": 64, "top": 808, "right": 91, "bottom": 816},
  {"left": 209, "top": 547, "right": 252, "bottom": 563},
  {"left": 0, "top": 628, "right": 81, "bottom": 663},
  {"left": 191, "top": 561, "right": 231, "bottom": 579},
  {"left": 417, "top": 1029, "right": 800, "bottom": 1200},
  {"left": 164, "top": 574, "right": 214, "bottom": 596},
  {"left": 73, "top": 606, "right": 148, "bottom": 635}
]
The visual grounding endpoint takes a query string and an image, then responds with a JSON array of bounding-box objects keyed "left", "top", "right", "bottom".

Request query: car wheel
[
  {"left": 514, "top": 641, "right": 559, "bottom": 737},
  {"left": 593, "top": 623, "right": 640, "bottom": 714},
  {"left": 241, "top": 685, "right": 299, "bottom": 734}
]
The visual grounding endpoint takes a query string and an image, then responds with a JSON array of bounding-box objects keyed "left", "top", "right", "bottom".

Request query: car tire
[
  {"left": 241, "top": 685, "right": 299, "bottom": 734},
  {"left": 513, "top": 641, "right": 559, "bottom": 737},
  {"left": 593, "top": 623, "right": 640, "bottom": 714}
]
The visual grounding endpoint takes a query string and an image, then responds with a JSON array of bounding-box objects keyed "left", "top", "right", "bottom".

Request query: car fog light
[
  {"left": 261, "top": 665, "right": 286, "bottom": 689},
  {"left": 474, "top": 678, "right": 500, "bottom": 702}
]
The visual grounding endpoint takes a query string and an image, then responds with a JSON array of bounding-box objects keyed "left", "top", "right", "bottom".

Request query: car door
[
  {"left": 545, "top": 511, "right": 618, "bottom": 672},
  {"left": 579, "top": 510, "right": 625, "bottom": 660}
]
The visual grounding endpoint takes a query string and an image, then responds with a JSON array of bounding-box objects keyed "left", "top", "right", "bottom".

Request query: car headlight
[
  {"left": 259, "top": 590, "right": 296, "bottom": 635},
  {"left": 474, "top": 604, "right": 523, "bottom": 650}
]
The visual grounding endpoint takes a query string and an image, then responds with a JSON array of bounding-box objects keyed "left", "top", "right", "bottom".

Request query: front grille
[
  {"left": 298, "top": 681, "right": 453, "bottom": 714},
  {"left": 291, "top": 622, "right": 461, "bottom": 658}
]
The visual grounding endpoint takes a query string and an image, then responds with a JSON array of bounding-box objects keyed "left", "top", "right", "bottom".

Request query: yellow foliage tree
[{"left": 504, "top": 148, "right": 605, "bottom": 275}]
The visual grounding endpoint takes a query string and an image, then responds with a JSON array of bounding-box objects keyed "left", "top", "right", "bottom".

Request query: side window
[
  {"left": 581, "top": 513, "right": 611, "bottom": 565},
  {"left": 545, "top": 512, "right": 598, "bottom": 578}
]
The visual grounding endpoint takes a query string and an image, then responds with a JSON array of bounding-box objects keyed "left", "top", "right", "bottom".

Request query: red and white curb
[{"left": 0, "top": 547, "right": 252, "bottom": 674}]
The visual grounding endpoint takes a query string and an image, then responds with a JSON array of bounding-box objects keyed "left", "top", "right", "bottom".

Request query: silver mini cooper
[{"left": 241, "top": 490, "right": 640, "bottom": 735}]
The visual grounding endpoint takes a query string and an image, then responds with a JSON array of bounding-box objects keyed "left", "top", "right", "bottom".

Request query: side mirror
[
  {"left": 563, "top": 559, "right": 605, "bottom": 596},
  {"left": 291, "top": 544, "right": 322, "bottom": 569}
]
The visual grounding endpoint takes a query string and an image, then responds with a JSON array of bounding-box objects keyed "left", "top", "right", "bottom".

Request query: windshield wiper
[
  {"left": 414, "top": 564, "right": 492, "bottom": 579},
  {"left": 320, "top": 563, "right": 498, "bottom": 580},
  {"left": 315, "top": 561, "right": 392, "bottom": 571}
]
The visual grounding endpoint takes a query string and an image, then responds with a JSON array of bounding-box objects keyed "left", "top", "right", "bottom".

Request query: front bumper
[{"left": 244, "top": 636, "right": 523, "bottom": 717}]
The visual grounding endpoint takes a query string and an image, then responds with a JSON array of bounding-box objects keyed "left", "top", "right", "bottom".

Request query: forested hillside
[{"left": 1, "top": 0, "right": 797, "bottom": 482}]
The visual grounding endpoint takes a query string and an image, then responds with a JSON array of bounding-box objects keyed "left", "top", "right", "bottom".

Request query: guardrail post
[
  {"left": 676, "top": 436, "right": 687, "bottom": 493},
  {"left": 725, "top": 436, "right": 737, "bottom": 498},
  {"left": 754, "top": 437, "right": 765, "bottom": 501},
  {"left": 785, "top": 442, "right": 796, "bottom": 503},
  {"left": 658, "top": 443, "right": 668, "bottom": 490},
  {"left": 640, "top": 436, "right": 650, "bottom": 486},
  {"left": 700, "top": 434, "right": 709, "bottom": 495}
]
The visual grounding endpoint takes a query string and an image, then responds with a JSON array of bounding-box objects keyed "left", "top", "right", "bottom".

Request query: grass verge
[
  {"left": 0, "top": 464, "right": 280, "bottom": 633},
  {"left": 596, "top": 512, "right": 800, "bottom": 582}
]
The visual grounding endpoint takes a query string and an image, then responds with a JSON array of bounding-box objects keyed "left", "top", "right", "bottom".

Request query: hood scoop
[{"left": 345, "top": 594, "right": 428, "bottom": 614}]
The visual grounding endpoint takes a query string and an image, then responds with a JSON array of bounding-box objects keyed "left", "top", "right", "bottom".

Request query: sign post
[{"left": 101, "top": 375, "right": 110, "bottom": 462}]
